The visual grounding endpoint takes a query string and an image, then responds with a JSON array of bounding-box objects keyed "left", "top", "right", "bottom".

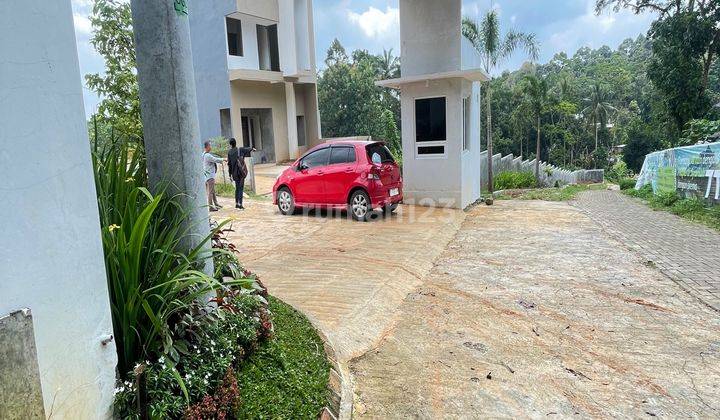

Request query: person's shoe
[
  {"left": 235, "top": 204, "right": 242, "bottom": 209},
  {"left": 238, "top": 205, "right": 245, "bottom": 210},
  {"left": 209, "top": 207, "right": 218, "bottom": 212}
]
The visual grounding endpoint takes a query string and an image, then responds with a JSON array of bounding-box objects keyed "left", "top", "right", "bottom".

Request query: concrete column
[
  {"left": 285, "top": 82, "right": 300, "bottom": 159},
  {"left": 0, "top": 0, "right": 116, "bottom": 416},
  {"left": 130, "top": 0, "right": 210, "bottom": 258}
]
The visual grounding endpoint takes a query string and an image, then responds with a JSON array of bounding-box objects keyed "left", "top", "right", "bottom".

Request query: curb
[{"left": 314, "top": 327, "right": 353, "bottom": 420}]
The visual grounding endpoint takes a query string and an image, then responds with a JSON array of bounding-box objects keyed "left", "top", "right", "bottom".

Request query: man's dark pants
[{"left": 234, "top": 179, "right": 245, "bottom": 207}]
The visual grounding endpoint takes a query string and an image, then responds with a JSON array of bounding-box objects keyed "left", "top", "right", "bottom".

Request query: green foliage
[
  {"left": 624, "top": 184, "right": 720, "bottom": 230},
  {"left": 647, "top": 11, "right": 714, "bottom": 136},
  {"left": 496, "top": 183, "right": 608, "bottom": 201},
  {"left": 680, "top": 119, "right": 720, "bottom": 146},
  {"left": 619, "top": 178, "right": 637, "bottom": 190},
  {"left": 93, "top": 140, "right": 243, "bottom": 376},
  {"left": 235, "top": 296, "right": 330, "bottom": 419},
  {"left": 113, "top": 293, "right": 271, "bottom": 419},
  {"left": 623, "top": 118, "right": 662, "bottom": 173},
  {"left": 606, "top": 159, "right": 630, "bottom": 182},
  {"left": 494, "top": 171, "right": 538, "bottom": 190},
  {"left": 318, "top": 39, "right": 401, "bottom": 148},
  {"left": 86, "top": 0, "right": 142, "bottom": 138},
  {"left": 654, "top": 190, "right": 680, "bottom": 207}
]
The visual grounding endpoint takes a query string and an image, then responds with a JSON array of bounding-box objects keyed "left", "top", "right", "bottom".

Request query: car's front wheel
[
  {"left": 277, "top": 187, "right": 295, "bottom": 215},
  {"left": 349, "top": 190, "right": 372, "bottom": 221}
]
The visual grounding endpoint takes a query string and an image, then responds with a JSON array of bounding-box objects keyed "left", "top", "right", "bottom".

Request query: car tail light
[{"left": 368, "top": 167, "right": 380, "bottom": 180}]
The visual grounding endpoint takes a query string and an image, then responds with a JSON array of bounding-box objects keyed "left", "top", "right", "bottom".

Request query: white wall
[
  {"left": 226, "top": 13, "right": 276, "bottom": 71},
  {"left": 278, "top": 0, "right": 298, "bottom": 76},
  {"left": 400, "top": 79, "right": 464, "bottom": 207},
  {"left": 0, "top": 0, "right": 117, "bottom": 417},
  {"left": 294, "top": 0, "right": 311, "bottom": 72},
  {"left": 400, "top": 0, "right": 462, "bottom": 76},
  {"left": 460, "top": 81, "right": 482, "bottom": 208}
]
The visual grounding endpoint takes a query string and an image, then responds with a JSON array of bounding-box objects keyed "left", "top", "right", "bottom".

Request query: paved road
[
  {"left": 215, "top": 197, "right": 720, "bottom": 418},
  {"left": 573, "top": 190, "right": 720, "bottom": 312}
]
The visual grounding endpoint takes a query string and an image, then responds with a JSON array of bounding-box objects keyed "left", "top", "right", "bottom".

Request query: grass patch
[
  {"left": 624, "top": 185, "right": 720, "bottom": 231},
  {"left": 495, "top": 183, "right": 608, "bottom": 202},
  {"left": 235, "top": 296, "right": 330, "bottom": 418},
  {"left": 215, "top": 182, "right": 271, "bottom": 201}
]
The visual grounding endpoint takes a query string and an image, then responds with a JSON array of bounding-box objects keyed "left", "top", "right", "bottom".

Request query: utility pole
[{"left": 129, "top": 0, "right": 212, "bottom": 271}]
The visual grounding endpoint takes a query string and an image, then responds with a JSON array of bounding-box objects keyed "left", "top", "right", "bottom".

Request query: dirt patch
[{"left": 349, "top": 200, "right": 720, "bottom": 418}]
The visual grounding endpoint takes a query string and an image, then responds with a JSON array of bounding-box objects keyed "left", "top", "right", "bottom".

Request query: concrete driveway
[{"left": 214, "top": 196, "right": 720, "bottom": 418}]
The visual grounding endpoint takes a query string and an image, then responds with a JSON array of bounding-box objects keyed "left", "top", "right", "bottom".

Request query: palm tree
[
  {"left": 522, "top": 75, "right": 549, "bottom": 181},
  {"left": 462, "top": 11, "right": 539, "bottom": 192},
  {"left": 582, "top": 84, "right": 616, "bottom": 153},
  {"left": 379, "top": 48, "right": 400, "bottom": 79}
]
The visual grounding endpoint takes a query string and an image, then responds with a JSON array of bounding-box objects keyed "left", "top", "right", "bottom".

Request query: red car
[{"left": 272, "top": 141, "right": 403, "bottom": 221}]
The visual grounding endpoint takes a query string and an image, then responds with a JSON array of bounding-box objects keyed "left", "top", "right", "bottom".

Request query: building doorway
[{"left": 240, "top": 108, "right": 275, "bottom": 163}]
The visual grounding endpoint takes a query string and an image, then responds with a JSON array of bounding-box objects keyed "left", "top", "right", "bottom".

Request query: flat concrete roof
[{"left": 375, "top": 68, "right": 489, "bottom": 89}]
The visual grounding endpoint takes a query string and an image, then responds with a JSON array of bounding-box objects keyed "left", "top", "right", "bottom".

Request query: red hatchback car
[{"left": 272, "top": 141, "right": 403, "bottom": 221}]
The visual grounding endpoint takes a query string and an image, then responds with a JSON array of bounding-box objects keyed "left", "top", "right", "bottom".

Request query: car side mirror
[{"left": 297, "top": 163, "right": 308, "bottom": 171}]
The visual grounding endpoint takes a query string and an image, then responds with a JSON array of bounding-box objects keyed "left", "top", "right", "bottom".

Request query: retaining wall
[{"left": 479, "top": 151, "right": 604, "bottom": 189}]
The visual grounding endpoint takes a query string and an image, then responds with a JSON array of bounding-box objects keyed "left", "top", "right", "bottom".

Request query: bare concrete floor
[{"left": 216, "top": 197, "right": 720, "bottom": 418}]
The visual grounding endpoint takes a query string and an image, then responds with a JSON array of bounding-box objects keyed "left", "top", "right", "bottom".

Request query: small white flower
[{"left": 158, "top": 356, "right": 165, "bottom": 364}]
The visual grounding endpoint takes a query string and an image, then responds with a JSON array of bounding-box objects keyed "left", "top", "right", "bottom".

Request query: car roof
[{"left": 324, "top": 140, "right": 385, "bottom": 146}]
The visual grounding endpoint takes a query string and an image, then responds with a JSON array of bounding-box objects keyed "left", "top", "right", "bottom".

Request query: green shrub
[
  {"left": 113, "top": 293, "right": 272, "bottom": 419},
  {"left": 619, "top": 178, "right": 636, "bottom": 190},
  {"left": 652, "top": 191, "right": 680, "bottom": 207},
  {"left": 625, "top": 184, "right": 654, "bottom": 199},
  {"left": 495, "top": 171, "right": 538, "bottom": 190}
]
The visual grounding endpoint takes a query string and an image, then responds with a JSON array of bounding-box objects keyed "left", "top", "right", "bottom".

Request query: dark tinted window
[
  {"left": 415, "top": 97, "right": 446, "bottom": 142},
  {"left": 329, "top": 147, "right": 356, "bottom": 165},
  {"left": 418, "top": 146, "right": 445, "bottom": 155},
  {"left": 302, "top": 148, "right": 330, "bottom": 169},
  {"left": 226, "top": 17, "right": 243, "bottom": 57},
  {"left": 366, "top": 143, "right": 395, "bottom": 163}
]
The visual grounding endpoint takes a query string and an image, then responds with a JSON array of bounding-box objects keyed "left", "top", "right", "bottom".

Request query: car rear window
[{"left": 366, "top": 143, "right": 395, "bottom": 164}]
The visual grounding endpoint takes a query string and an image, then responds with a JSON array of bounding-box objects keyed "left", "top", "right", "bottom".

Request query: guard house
[{"left": 377, "top": 0, "right": 487, "bottom": 209}]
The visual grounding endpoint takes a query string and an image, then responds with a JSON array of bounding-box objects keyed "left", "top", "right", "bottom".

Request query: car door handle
[{"left": 317, "top": 170, "right": 324, "bottom": 175}]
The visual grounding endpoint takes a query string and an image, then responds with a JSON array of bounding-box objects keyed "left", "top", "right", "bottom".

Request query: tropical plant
[
  {"left": 582, "top": 84, "right": 617, "bottom": 152},
  {"left": 522, "top": 75, "right": 550, "bottom": 180},
  {"left": 462, "top": 10, "right": 539, "bottom": 191},
  {"left": 86, "top": 0, "right": 142, "bottom": 138},
  {"left": 379, "top": 48, "right": 401, "bottom": 79},
  {"left": 92, "top": 133, "right": 250, "bottom": 376}
]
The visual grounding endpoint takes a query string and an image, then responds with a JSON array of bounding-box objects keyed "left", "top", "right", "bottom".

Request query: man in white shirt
[{"left": 203, "top": 141, "right": 225, "bottom": 211}]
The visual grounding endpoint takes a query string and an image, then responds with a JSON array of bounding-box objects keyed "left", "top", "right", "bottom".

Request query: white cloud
[
  {"left": 347, "top": 6, "right": 399, "bottom": 38},
  {"left": 73, "top": 12, "right": 92, "bottom": 38},
  {"left": 547, "top": 0, "right": 654, "bottom": 56}
]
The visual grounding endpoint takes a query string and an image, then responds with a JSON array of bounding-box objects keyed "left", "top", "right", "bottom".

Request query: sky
[{"left": 71, "top": 0, "right": 658, "bottom": 117}]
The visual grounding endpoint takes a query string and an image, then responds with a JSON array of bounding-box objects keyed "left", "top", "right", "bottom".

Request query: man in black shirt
[{"left": 227, "top": 138, "right": 255, "bottom": 209}]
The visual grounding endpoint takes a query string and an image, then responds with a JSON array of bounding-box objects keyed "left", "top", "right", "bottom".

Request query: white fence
[{"left": 479, "top": 151, "right": 604, "bottom": 189}]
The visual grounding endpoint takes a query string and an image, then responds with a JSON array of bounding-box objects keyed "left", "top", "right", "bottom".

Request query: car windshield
[{"left": 366, "top": 143, "right": 395, "bottom": 164}]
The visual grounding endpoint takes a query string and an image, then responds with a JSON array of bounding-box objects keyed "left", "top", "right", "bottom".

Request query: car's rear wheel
[
  {"left": 382, "top": 203, "right": 398, "bottom": 215},
  {"left": 349, "top": 190, "right": 371, "bottom": 221},
  {"left": 277, "top": 187, "right": 295, "bottom": 215}
]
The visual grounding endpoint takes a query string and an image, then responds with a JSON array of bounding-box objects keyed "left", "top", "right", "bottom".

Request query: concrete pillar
[
  {"left": 0, "top": 0, "right": 116, "bottom": 416},
  {"left": 130, "top": 0, "right": 210, "bottom": 257},
  {"left": 285, "top": 82, "right": 300, "bottom": 159}
]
